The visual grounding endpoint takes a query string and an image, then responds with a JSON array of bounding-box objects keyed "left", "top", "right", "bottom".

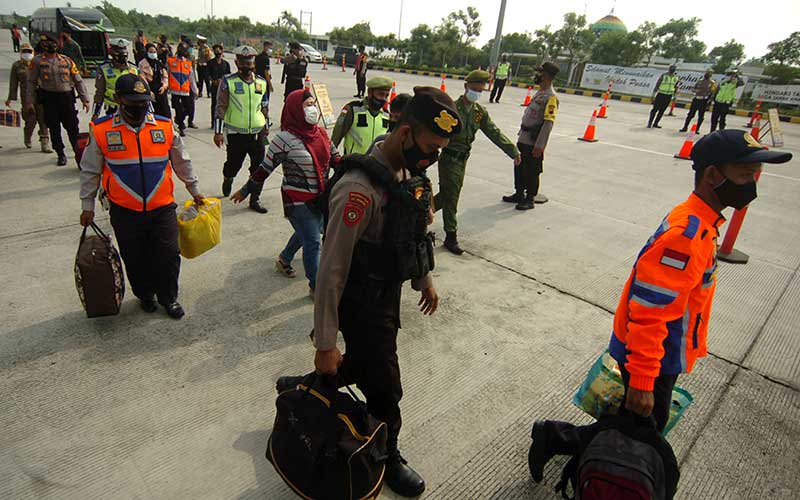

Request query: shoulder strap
[{"left": 554, "top": 455, "right": 578, "bottom": 500}]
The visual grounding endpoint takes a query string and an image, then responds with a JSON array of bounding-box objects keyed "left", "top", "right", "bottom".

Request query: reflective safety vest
[
  {"left": 100, "top": 63, "right": 138, "bottom": 106},
  {"left": 658, "top": 74, "right": 678, "bottom": 95},
  {"left": 167, "top": 56, "right": 193, "bottom": 96},
  {"left": 343, "top": 104, "right": 390, "bottom": 155},
  {"left": 92, "top": 113, "right": 176, "bottom": 212},
  {"left": 223, "top": 74, "right": 267, "bottom": 134},
  {"left": 495, "top": 62, "right": 511, "bottom": 79},
  {"left": 715, "top": 80, "right": 738, "bottom": 104}
]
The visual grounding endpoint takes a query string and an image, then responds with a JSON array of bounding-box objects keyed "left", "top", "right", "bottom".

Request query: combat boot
[
  {"left": 40, "top": 139, "right": 53, "bottom": 153},
  {"left": 249, "top": 199, "right": 268, "bottom": 214},
  {"left": 528, "top": 421, "right": 553, "bottom": 483},
  {"left": 385, "top": 449, "right": 426, "bottom": 497},
  {"left": 222, "top": 177, "right": 233, "bottom": 197},
  {"left": 56, "top": 151, "right": 67, "bottom": 166},
  {"left": 444, "top": 231, "right": 464, "bottom": 255},
  {"left": 502, "top": 192, "right": 523, "bottom": 203}
]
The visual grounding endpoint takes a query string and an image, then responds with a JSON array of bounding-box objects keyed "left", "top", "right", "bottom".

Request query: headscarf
[{"left": 281, "top": 89, "right": 331, "bottom": 191}]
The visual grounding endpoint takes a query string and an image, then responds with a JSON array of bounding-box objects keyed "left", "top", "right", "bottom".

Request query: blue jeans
[{"left": 279, "top": 204, "right": 323, "bottom": 290}]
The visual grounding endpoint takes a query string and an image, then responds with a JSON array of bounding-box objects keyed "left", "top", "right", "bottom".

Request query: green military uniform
[
  {"left": 60, "top": 38, "right": 86, "bottom": 74},
  {"left": 331, "top": 76, "right": 392, "bottom": 155},
  {"left": 434, "top": 70, "right": 518, "bottom": 252}
]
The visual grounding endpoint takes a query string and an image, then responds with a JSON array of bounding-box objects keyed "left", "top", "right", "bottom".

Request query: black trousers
[
  {"left": 210, "top": 83, "right": 220, "bottom": 124},
  {"left": 356, "top": 74, "right": 366, "bottom": 96},
  {"left": 648, "top": 92, "right": 672, "bottom": 126},
  {"left": 171, "top": 94, "right": 194, "bottom": 130},
  {"left": 338, "top": 280, "right": 404, "bottom": 451},
  {"left": 152, "top": 91, "right": 171, "bottom": 118},
  {"left": 683, "top": 97, "right": 709, "bottom": 131},
  {"left": 224, "top": 133, "right": 266, "bottom": 200},
  {"left": 710, "top": 102, "right": 731, "bottom": 132},
  {"left": 41, "top": 90, "right": 80, "bottom": 154},
  {"left": 197, "top": 65, "right": 210, "bottom": 97},
  {"left": 490, "top": 78, "right": 507, "bottom": 102},
  {"left": 13, "top": 37, "right": 20, "bottom": 52},
  {"left": 515, "top": 143, "right": 543, "bottom": 201},
  {"left": 109, "top": 202, "right": 181, "bottom": 306},
  {"left": 284, "top": 78, "right": 304, "bottom": 100}
]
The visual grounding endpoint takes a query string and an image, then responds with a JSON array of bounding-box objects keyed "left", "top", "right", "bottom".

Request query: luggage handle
[
  {"left": 80, "top": 222, "right": 112, "bottom": 245},
  {"left": 303, "top": 372, "right": 366, "bottom": 407}
]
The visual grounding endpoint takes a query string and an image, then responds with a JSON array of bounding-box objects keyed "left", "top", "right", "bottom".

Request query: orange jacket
[
  {"left": 609, "top": 193, "right": 726, "bottom": 391},
  {"left": 167, "top": 56, "right": 192, "bottom": 95},
  {"left": 92, "top": 113, "right": 176, "bottom": 212}
]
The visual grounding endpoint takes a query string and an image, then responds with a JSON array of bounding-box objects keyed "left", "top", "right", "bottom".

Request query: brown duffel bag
[{"left": 74, "top": 222, "right": 125, "bottom": 318}]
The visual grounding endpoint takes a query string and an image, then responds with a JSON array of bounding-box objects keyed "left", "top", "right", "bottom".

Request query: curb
[{"left": 372, "top": 66, "right": 800, "bottom": 125}]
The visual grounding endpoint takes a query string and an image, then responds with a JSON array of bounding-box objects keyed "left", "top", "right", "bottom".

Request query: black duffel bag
[
  {"left": 74, "top": 222, "right": 125, "bottom": 318},
  {"left": 266, "top": 373, "right": 387, "bottom": 500}
]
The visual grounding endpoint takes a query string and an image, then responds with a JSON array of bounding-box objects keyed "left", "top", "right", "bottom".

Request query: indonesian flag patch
[{"left": 661, "top": 248, "right": 690, "bottom": 270}]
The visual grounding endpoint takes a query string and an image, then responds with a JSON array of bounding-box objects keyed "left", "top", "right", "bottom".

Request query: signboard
[
  {"left": 581, "top": 64, "right": 747, "bottom": 101},
  {"left": 311, "top": 83, "right": 336, "bottom": 129},
  {"left": 767, "top": 108, "right": 784, "bottom": 148},
  {"left": 752, "top": 84, "right": 800, "bottom": 106}
]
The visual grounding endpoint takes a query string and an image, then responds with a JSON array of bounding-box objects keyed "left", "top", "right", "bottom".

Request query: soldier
[
  {"left": 6, "top": 43, "right": 52, "bottom": 152},
  {"left": 433, "top": 69, "right": 520, "bottom": 254},
  {"left": 213, "top": 46, "right": 269, "bottom": 213},
  {"left": 254, "top": 40, "right": 275, "bottom": 126},
  {"left": 93, "top": 38, "right": 138, "bottom": 120},
  {"left": 60, "top": 29, "right": 86, "bottom": 75},
  {"left": 276, "top": 87, "right": 462, "bottom": 498},
  {"left": 156, "top": 34, "right": 172, "bottom": 65},
  {"left": 503, "top": 62, "right": 560, "bottom": 211},
  {"left": 331, "top": 76, "right": 392, "bottom": 155},
  {"left": 353, "top": 45, "right": 368, "bottom": 98},
  {"left": 25, "top": 32, "right": 90, "bottom": 166},
  {"left": 195, "top": 35, "right": 213, "bottom": 98},
  {"left": 281, "top": 42, "right": 308, "bottom": 100}
]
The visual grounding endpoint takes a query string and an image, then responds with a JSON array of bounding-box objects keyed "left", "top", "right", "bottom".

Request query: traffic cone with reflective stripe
[
  {"left": 746, "top": 101, "right": 762, "bottom": 128},
  {"left": 389, "top": 81, "right": 397, "bottom": 103},
  {"left": 674, "top": 124, "right": 697, "bottom": 159},
  {"left": 304, "top": 75, "right": 311, "bottom": 89},
  {"left": 597, "top": 92, "right": 609, "bottom": 118},
  {"left": 341, "top": 54, "right": 346, "bottom": 72},
  {"left": 751, "top": 113, "right": 762, "bottom": 140},
  {"left": 578, "top": 110, "right": 599, "bottom": 142},
  {"left": 440, "top": 74, "right": 446, "bottom": 92},
  {"left": 322, "top": 55, "right": 328, "bottom": 70},
  {"left": 521, "top": 86, "right": 532, "bottom": 106}
]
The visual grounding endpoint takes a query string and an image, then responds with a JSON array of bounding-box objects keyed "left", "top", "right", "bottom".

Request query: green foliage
[
  {"left": 764, "top": 63, "right": 800, "bottom": 84},
  {"left": 653, "top": 17, "right": 706, "bottom": 62},
  {"left": 328, "top": 22, "right": 375, "bottom": 48},
  {"left": 764, "top": 32, "right": 800, "bottom": 66},
  {"left": 709, "top": 39, "right": 744, "bottom": 73},
  {"left": 590, "top": 30, "right": 646, "bottom": 67}
]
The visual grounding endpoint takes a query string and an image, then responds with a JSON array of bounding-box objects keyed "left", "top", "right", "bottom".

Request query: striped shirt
[{"left": 250, "top": 130, "right": 337, "bottom": 214}]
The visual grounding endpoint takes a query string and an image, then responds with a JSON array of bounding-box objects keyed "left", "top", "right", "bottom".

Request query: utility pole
[
  {"left": 300, "top": 10, "right": 313, "bottom": 35},
  {"left": 489, "top": 0, "right": 507, "bottom": 68}
]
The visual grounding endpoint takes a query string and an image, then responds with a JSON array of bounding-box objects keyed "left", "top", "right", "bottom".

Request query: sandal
[{"left": 275, "top": 258, "right": 297, "bottom": 278}]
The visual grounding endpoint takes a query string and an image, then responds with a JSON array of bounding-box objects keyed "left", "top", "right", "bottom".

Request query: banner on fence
[{"left": 751, "top": 84, "right": 800, "bottom": 106}]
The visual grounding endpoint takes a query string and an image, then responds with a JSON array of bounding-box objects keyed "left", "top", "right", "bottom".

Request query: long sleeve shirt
[
  {"left": 7, "top": 60, "right": 33, "bottom": 104},
  {"left": 312, "top": 144, "right": 432, "bottom": 351},
  {"left": 61, "top": 39, "right": 86, "bottom": 72},
  {"left": 207, "top": 58, "right": 231, "bottom": 87},
  {"left": 517, "top": 85, "right": 558, "bottom": 150},
  {"left": 692, "top": 78, "right": 715, "bottom": 99},
  {"left": 213, "top": 74, "right": 268, "bottom": 133},
  {"left": 25, "top": 54, "right": 89, "bottom": 103},
  {"left": 443, "top": 95, "right": 518, "bottom": 158},
  {"left": 79, "top": 113, "right": 200, "bottom": 212},
  {"left": 137, "top": 58, "right": 168, "bottom": 92}
]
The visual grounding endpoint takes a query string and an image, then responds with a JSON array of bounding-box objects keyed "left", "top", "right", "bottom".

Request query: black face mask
[
  {"left": 387, "top": 121, "right": 396, "bottom": 133},
  {"left": 402, "top": 131, "right": 439, "bottom": 173},
  {"left": 121, "top": 104, "right": 149, "bottom": 126},
  {"left": 214, "top": 52, "right": 223, "bottom": 58},
  {"left": 114, "top": 54, "right": 128, "bottom": 64},
  {"left": 369, "top": 97, "right": 386, "bottom": 110},
  {"left": 533, "top": 73, "right": 543, "bottom": 85},
  {"left": 239, "top": 66, "right": 253, "bottom": 77},
  {"left": 713, "top": 177, "right": 757, "bottom": 209},
  {"left": 45, "top": 44, "right": 57, "bottom": 53}
]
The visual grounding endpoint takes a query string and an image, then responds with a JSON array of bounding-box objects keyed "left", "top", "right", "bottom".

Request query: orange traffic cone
[
  {"left": 674, "top": 124, "right": 697, "bottom": 160},
  {"left": 389, "top": 81, "right": 397, "bottom": 103},
  {"left": 746, "top": 101, "right": 762, "bottom": 128},
  {"left": 667, "top": 96, "right": 677, "bottom": 116},
  {"left": 322, "top": 55, "right": 328, "bottom": 70},
  {"left": 341, "top": 54, "right": 346, "bottom": 72},
  {"left": 521, "top": 86, "right": 532, "bottom": 106},
  {"left": 275, "top": 49, "right": 281, "bottom": 65},
  {"left": 440, "top": 74, "right": 446, "bottom": 92},
  {"left": 578, "top": 110, "right": 599, "bottom": 142},
  {"left": 751, "top": 113, "right": 762, "bottom": 140},
  {"left": 304, "top": 75, "right": 311, "bottom": 89}
]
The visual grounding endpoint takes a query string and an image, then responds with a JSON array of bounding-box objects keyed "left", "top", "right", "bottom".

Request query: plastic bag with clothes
[{"left": 177, "top": 197, "right": 222, "bottom": 259}]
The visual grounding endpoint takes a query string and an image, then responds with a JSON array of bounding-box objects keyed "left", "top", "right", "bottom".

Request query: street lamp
[{"left": 489, "top": 0, "right": 507, "bottom": 68}]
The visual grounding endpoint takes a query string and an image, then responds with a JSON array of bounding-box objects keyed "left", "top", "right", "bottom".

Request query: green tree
[
  {"left": 637, "top": 21, "right": 660, "bottom": 65},
  {"left": 654, "top": 18, "right": 706, "bottom": 62},
  {"left": 554, "top": 13, "right": 595, "bottom": 82},
  {"left": 327, "top": 22, "right": 375, "bottom": 47},
  {"left": 764, "top": 32, "right": 800, "bottom": 66},
  {"left": 764, "top": 64, "right": 800, "bottom": 84},
  {"left": 408, "top": 24, "right": 434, "bottom": 65},
  {"left": 590, "top": 30, "right": 646, "bottom": 67},
  {"left": 533, "top": 25, "right": 561, "bottom": 64},
  {"left": 447, "top": 7, "right": 481, "bottom": 46},
  {"left": 709, "top": 39, "right": 745, "bottom": 73}
]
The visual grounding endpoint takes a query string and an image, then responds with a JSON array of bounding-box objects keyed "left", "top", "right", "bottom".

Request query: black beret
[{"left": 405, "top": 86, "right": 462, "bottom": 138}]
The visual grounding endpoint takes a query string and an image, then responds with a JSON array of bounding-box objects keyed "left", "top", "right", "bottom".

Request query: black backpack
[{"left": 266, "top": 374, "right": 387, "bottom": 500}]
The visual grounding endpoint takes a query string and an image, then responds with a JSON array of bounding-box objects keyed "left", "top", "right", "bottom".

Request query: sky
[{"left": 3, "top": 0, "right": 798, "bottom": 60}]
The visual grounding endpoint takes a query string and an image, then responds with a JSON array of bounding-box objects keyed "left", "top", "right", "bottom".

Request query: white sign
[
  {"left": 767, "top": 108, "right": 784, "bottom": 148},
  {"left": 752, "top": 84, "right": 800, "bottom": 106},
  {"left": 581, "top": 64, "right": 747, "bottom": 101}
]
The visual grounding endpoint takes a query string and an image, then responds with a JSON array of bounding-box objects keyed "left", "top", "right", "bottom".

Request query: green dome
[{"left": 591, "top": 14, "right": 627, "bottom": 34}]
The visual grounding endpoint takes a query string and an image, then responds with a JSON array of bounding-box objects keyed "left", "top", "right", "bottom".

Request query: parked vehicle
[{"left": 333, "top": 46, "right": 358, "bottom": 68}]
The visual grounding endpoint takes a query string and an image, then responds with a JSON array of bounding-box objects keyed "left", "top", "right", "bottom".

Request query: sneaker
[
  {"left": 249, "top": 200, "right": 268, "bottom": 214},
  {"left": 178, "top": 128, "right": 186, "bottom": 137},
  {"left": 24, "top": 138, "right": 32, "bottom": 149},
  {"left": 679, "top": 127, "right": 688, "bottom": 132},
  {"left": 56, "top": 152, "right": 67, "bottom": 166},
  {"left": 188, "top": 122, "right": 198, "bottom": 129},
  {"left": 653, "top": 124, "right": 662, "bottom": 129},
  {"left": 164, "top": 302, "right": 185, "bottom": 319},
  {"left": 275, "top": 258, "right": 297, "bottom": 278},
  {"left": 41, "top": 141, "right": 53, "bottom": 153}
]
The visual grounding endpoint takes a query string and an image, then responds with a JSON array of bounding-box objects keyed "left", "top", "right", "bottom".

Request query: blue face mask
[{"left": 465, "top": 89, "right": 481, "bottom": 102}]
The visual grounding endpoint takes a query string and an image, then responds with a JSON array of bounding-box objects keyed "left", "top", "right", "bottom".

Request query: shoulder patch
[
  {"left": 92, "top": 114, "right": 114, "bottom": 125},
  {"left": 660, "top": 248, "right": 690, "bottom": 270},
  {"left": 348, "top": 191, "right": 371, "bottom": 208},
  {"left": 152, "top": 114, "right": 170, "bottom": 122},
  {"left": 682, "top": 215, "right": 700, "bottom": 239}
]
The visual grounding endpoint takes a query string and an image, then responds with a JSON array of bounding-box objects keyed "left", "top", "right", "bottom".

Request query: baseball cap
[
  {"left": 115, "top": 74, "right": 154, "bottom": 103},
  {"left": 691, "top": 129, "right": 792, "bottom": 171},
  {"left": 537, "top": 62, "right": 560, "bottom": 77}
]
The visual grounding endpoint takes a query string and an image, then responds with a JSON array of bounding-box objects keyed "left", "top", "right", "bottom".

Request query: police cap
[
  {"left": 39, "top": 32, "right": 58, "bottom": 43},
  {"left": 465, "top": 69, "right": 491, "bottom": 84},
  {"left": 691, "top": 130, "right": 792, "bottom": 171},
  {"left": 20, "top": 43, "right": 33, "bottom": 52},
  {"left": 537, "top": 61, "right": 560, "bottom": 77},
  {"left": 109, "top": 38, "right": 128, "bottom": 52},
  {"left": 115, "top": 74, "right": 154, "bottom": 103},
  {"left": 233, "top": 45, "right": 257, "bottom": 59},
  {"left": 196, "top": 34, "right": 208, "bottom": 41},
  {"left": 367, "top": 76, "right": 393, "bottom": 90},
  {"left": 404, "top": 86, "right": 462, "bottom": 138}
]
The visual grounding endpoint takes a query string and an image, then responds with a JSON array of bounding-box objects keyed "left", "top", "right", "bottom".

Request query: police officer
[
  {"left": 434, "top": 69, "right": 520, "bottom": 254},
  {"left": 353, "top": 45, "right": 368, "bottom": 98},
  {"left": 504, "top": 62, "right": 560, "bottom": 210},
  {"left": 79, "top": 74, "right": 206, "bottom": 319},
  {"left": 489, "top": 54, "right": 511, "bottom": 103},
  {"left": 710, "top": 70, "right": 744, "bottom": 132},
  {"left": 331, "top": 76, "right": 392, "bottom": 155},
  {"left": 26, "top": 32, "right": 90, "bottom": 166},
  {"left": 167, "top": 42, "right": 198, "bottom": 136},
  {"left": 93, "top": 38, "right": 139, "bottom": 120},
  {"left": 648, "top": 64, "right": 678, "bottom": 129},
  {"left": 277, "top": 87, "right": 462, "bottom": 498},
  {"left": 214, "top": 46, "right": 269, "bottom": 213},
  {"left": 528, "top": 130, "right": 792, "bottom": 481},
  {"left": 6, "top": 43, "right": 51, "bottom": 152},
  {"left": 680, "top": 69, "right": 716, "bottom": 133},
  {"left": 195, "top": 35, "right": 212, "bottom": 98},
  {"left": 207, "top": 44, "right": 231, "bottom": 126},
  {"left": 281, "top": 42, "right": 308, "bottom": 100}
]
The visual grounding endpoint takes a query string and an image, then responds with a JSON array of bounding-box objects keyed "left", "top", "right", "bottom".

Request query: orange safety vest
[
  {"left": 167, "top": 56, "right": 192, "bottom": 95},
  {"left": 92, "top": 113, "right": 176, "bottom": 212},
  {"left": 609, "top": 193, "right": 726, "bottom": 391}
]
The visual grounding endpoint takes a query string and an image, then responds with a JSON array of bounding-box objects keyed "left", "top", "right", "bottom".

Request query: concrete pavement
[{"left": 1, "top": 39, "right": 799, "bottom": 499}]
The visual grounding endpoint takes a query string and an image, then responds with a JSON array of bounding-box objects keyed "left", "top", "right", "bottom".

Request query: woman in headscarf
[
  {"left": 138, "top": 43, "right": 171, "bottom": 117},
  {"left": 232, "top": 89, "right": 338, "bottom": 296}
]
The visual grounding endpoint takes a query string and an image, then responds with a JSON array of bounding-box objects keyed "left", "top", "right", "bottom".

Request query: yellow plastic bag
[{"left": 177, "top": 198, "right": 222, "bottom": 259}]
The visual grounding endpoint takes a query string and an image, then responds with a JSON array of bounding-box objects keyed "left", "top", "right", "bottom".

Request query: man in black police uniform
[
  {"left": 281, "top": 41, "right": 308, "bottom": 100},
  {"left": 277, "top": 87, "right": 462, "bottom": 497}
]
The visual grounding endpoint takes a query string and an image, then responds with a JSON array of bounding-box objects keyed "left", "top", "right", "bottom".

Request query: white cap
[{"left": 196, "top": 34, "right": 207, "bottom": 41}]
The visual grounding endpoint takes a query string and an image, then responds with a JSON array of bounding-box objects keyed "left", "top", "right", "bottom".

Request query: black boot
[
  {"left": 502, "top": 192, "right": 523, "bottom": 203},
  {"left": 222, "top": 177, "right": 233, "bottom": 197},
  {"left": 164, "top": 302, "right": 185, "bottom": 319},
  {"left": 249, "top": 199, "right": 268, "bottom": 214},
  {"left": 139, "top": 296, "right": 158, "bottom": 313},
  {"left": 516, "top": 199, "right": 535, "bottom": 210},
  {"left": 385, "top": 450, "right": 426, "bottom": 497},
  {"left": 528, "top": 421, "right": 554, "bottom": 483},
  {"left": 444, "top": 231, "right": 464, "bottom": 255},
  {"left": 56, "top": 151, "right": 67, "bottom": 166}
]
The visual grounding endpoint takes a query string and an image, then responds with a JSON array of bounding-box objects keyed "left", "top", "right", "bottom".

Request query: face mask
[
  {"left": 713, "top": 176, "right": 757, "bottom": 210},
  {"left": 121, "top": 104, "right": 149, "bottom": 126},
  {"left": 465, "top": 89, "right": 481, "bottom": 102},
  {"left": 239, "top": 66, "right": 253, "bottom": 77},
  {"left": 533, "top": 73, "right": 543, "bottom": 85},
  {"left": 114, "top": 54, "right": 128, "bottom": 64},
  {"left": 304, "top": 105, "right": 320, "bottom": 125},
  {"left": 45, "top": 44, "right": 57, "bottom": 53},
  {"left": 402, "top": 131, "right": 439, "bottom": 171},
  {"left": 214, "top": 51, "right": 223, "bottom": 58},
  {"left": 266, "top": 48, "right": 273, "bottom": 55},
  {"left": 147, "top": 52, "right": 158, "bottom": 60},
  {"left": 369, "top": 97, "right": 386, "bottom": 110},
  {"left": 21, "top": 52, "right": 33, "bottom": 62}
]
